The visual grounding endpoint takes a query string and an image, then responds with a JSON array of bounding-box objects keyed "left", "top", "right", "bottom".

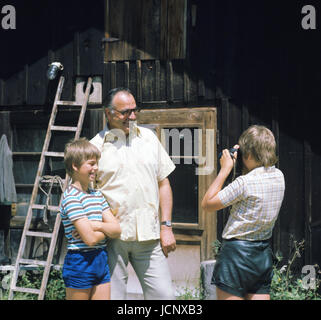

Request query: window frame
[{"left": 137, "top": 107, "right": 217, "bottom": 260}]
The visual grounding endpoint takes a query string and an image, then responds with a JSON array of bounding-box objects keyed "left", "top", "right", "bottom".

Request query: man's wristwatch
[{"left": 161, "top": 220, "right": 172, "bottom": 227}]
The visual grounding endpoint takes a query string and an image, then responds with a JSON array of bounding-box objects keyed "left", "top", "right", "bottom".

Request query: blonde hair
[
  {"left": 64, "top": 137, "right": 101, "bottom": 176},
  {"left": 238, "top": 125, "right": 278, "bottom": 167}
]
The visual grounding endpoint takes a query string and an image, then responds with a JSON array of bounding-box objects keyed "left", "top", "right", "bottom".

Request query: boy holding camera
[{"left": 202, "top": 125, "right": 285, "bottom": 300}]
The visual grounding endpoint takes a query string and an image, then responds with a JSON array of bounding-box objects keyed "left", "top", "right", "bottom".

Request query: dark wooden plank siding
[
  {"left": 310, "top": 152, "right": 321, "bottom": 266},
  {"left": 2, "top": 69, "right": 26, "bottom": 106},
  {"left": 0, "top": 0, "right": 320, "bottom": 266},
  {"left": 0, "top": 112, "right": 12, "bottom": 146},
  {"left": 104, "top": 0, "right": 186, "bottom": 61},
  {"left": 78, "top": 27, "right": 105, "bottom": 76},
  {"left": 26, "top": 56, "right": 49, "bottom": 106},
  {"left": 0, "top": 0, "right": 105, "bottom": 106}
]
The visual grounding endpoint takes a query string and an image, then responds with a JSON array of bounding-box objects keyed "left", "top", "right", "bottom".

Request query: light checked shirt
[
  {"left": 90, "top": 123, "right": 175, "bottom": 241},
  {"left": 218, "top": 166, "right": 285, "bottom": 241}
]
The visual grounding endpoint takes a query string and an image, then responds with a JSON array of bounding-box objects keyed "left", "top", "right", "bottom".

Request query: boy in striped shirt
[{"left": 60, "top": 138, "right": 121, "bottom": 300}]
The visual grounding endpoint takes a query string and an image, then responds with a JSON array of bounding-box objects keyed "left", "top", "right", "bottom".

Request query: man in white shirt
[{"left": 90, "top": 88, "right": 176, "bottom": 299}]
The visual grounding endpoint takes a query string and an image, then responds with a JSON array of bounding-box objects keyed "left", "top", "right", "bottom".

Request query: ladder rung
[
  {"left": 8, "top": 76, "right": 92, "bottom": 301},
  {"left": 40, "top": 178, "right": 65, "bottom": 184},
  {"left": 32, "top": 204, "right": 60, "bottom": 212},
  {"left": 12, "top": 286, "right": 41, "bottom": 295},
  {"left": 26, "top": 231, "right": 53, "bottom": 238},
  {"left": 0, "top": 265, "right": 15, "bottom": 271},
  {"left": 19, "top": 259, "right": 48, "bottom": 266},
  {"left": 50, "top": 125, "right": 77, "bottom": 132},
  {"left": 56, "top": 100, "right": 82, "bottom": 107},
  {"left": 44, "top": 151, "right": 64, "bottom": 158}
]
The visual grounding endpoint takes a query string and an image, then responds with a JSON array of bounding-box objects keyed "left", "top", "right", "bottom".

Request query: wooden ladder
[{"left": 9, "top": 76, "right": 93, "bottom": 300}]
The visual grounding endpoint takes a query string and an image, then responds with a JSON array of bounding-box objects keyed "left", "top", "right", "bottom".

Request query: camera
[
  {"left": 218, "top": 147, "right": 243, "bottom": 177},
  {"left": 218, "top": 147, "right": 238, "bottom": 160}
]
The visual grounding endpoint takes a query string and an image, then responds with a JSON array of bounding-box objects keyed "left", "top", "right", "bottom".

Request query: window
[{"left": 138, "top": 107, "right": 217, "bottom": 260}]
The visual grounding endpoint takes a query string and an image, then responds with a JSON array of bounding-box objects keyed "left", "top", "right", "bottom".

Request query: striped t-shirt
[{"left": 60, "top": 185, "right": 110, "bottom": 250}]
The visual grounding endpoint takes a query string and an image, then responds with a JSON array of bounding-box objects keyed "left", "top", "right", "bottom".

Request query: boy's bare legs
[
  {"left": 216, "top": 288, "right": 244, "bottom": 300},
  {"left": 90, "top": 282, "right": 111, "bottom": 300},
  {"left": 66, "top": 283, "right": 110, "bottom": 300},
  {"left": 66, "top": 288, "right": 92, "bottom": 300},
  {"left": 217, "top": 288, "right": 270, "bottom": 300},
  {"left": 245, "top": 293, "right": 270, "bottom": 300}
]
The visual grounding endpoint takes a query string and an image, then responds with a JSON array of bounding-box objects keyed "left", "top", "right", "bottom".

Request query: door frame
[{"left": 137, "top": 107, "right": 217, "bottom": 260}]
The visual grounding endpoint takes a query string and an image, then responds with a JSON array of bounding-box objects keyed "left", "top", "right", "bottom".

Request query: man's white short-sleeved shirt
[{"left": 90, "top": 124, "right": 175, "bottom": 241}]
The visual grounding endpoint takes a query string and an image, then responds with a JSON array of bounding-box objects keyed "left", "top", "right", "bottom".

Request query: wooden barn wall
[{"left": 0, "top": 0, "right": 320, "bottom": 268}]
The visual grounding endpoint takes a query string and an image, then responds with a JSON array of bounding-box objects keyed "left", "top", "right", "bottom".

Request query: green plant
[
  {"left": 176, "top": 285, "right": 203, "bottom": 300},
  {"left": 212, "top": 239, "right": 221, "bottom": 259},
  {"left": 44, "top": 269, "right": 66, "bottom": 300},
  {"left": 270, "top": 239, "right": 321, "bottom": 300},
  {"left": 0, "top": 267, "right": 65, "bottom": 300}
]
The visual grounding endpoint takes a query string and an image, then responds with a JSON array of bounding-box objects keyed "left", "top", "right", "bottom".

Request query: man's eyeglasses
[{"left": 111, "top": 107, "right": 140, "bottom": 117}]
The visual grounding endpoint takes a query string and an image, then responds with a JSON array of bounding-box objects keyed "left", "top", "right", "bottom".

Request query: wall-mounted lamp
[{"left": 47, "top": 62, "right": 64, "bottom": 80}]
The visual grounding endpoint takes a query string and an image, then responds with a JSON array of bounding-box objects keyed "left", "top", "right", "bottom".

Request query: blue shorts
[{"left": 62, "top": 248, "right": 110, "bottom": 289}]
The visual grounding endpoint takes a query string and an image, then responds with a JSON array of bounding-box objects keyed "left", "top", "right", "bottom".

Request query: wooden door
[{"left": 137, "top": 107, "right": 217, "bottom": 261}]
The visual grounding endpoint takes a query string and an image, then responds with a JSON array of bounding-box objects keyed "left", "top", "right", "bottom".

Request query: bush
[
  {"left": 270, "top": 239, "right": 321, "bottom": 300},
  {"left": 271, "top": 264, "right": 321, "bottom": 300},
  {"left": 0, "top": 267, "right": 65, "bottom": 300}
]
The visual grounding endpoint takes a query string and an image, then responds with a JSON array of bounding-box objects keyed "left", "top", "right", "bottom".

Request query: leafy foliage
[
  {"left": 0, "top": 267, "right": 65, "bottom": 300},
  {"left": 270, "top": 240, "right": 321, "bottom": 300}
]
